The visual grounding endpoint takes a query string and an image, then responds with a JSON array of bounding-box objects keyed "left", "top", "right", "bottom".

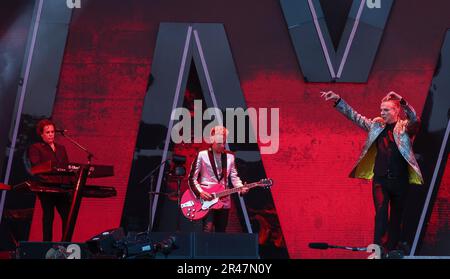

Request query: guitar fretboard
[{"left": 215, "top": 182, "right": 261, "bottom": 198}]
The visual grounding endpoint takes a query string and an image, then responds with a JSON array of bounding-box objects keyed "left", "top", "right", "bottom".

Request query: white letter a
[{"left": 67, "top": 0, "right": 81, "bottom": 9}]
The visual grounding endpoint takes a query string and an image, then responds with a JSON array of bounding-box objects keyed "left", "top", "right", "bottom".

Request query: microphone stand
[
  {"left": 139, "top": 159, "right": 171, "bottom": 234},
  {"left": 58, "top": 130, "right": 94, "bottom": 164},
  {"left": 167, "top": 163, "right": 186, "bottom": 232},
  {"left": 308, "top": 242, "right": 381, "bottom": 258},
  {"left": 138, "top": 159, "right": 170, "bottom": 185},
  {"left": 139, "top": 155, "right": 186, "bottom": 233},
  {"left": 308, "top": 242, "right": 368, "bottom": 251},
  {"left": 56, "top": 130, "right": 95, "bottom": 241},
  {"left": 327, "top": 244, "right": 367, "bottom": 252},
  {"left": 168, "top": 173, "right": 184, "bottom": 232}
]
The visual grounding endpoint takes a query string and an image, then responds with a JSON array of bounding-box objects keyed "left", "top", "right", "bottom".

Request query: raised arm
[
  {"left": 320, "top": 91, "right": 372, "bottom": 131},
  {"left": 387, "top": 92, "right": 421, "bottom": 135}
]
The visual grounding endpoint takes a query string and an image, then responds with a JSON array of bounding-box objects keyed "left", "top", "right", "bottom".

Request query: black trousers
[
  {"left": 37, "top": 193, "right": 71, "bottom": 241},
  {"left": 203, "top": 209, "right": 229, "bottom": 232},
  {"left": 372, "top": 176, "right": 409, "bottom": 251}
]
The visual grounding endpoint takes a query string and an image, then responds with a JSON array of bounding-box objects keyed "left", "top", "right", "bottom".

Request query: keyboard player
[{"left": 27, "top": 119, "right": 71, "bottom": 241}]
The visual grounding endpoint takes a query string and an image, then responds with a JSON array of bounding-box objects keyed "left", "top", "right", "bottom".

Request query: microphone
[
  {"left": 55, "top": 129, "right": 68, "bottom": 134},
  {"left": 308, "top": 242, "right": 367, "bottom": 251},
  {"left": 308, "top": 242, "right": 329, "bottom": 250}
]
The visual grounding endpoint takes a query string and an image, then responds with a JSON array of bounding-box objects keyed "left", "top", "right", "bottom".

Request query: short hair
[
  {"left": 36, "top": 119, "right": 55, "bottom": 136},
  {"left": 381, "top": 92, "right": 400, "bottom": 110},
  {"left": 209, "top": 125, "right": 228, "bottom": 143},
  {"left": 210, "top": 125, "right": 229, "bottom": 137}
]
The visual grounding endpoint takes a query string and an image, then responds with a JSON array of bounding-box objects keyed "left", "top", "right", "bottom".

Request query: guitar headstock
[{"left": 257, "top": 178, "right": 273, "bottom": 189}]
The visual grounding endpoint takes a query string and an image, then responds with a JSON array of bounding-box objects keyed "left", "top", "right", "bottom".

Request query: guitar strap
[
  {"left": 207, "top": 148, "right": 228, "bottom": 186},
  {"left": 207, "top": 148, "right": 221, "bottom": 182},
  {"left": 221, "top": 152, "right": 227, "bottom": 187}
]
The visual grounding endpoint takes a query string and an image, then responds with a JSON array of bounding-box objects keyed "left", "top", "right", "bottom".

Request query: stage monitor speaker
[
  {"left": 83, "top": 231, "right": 259, "bottom": 259},
  {"left": 146, "top": 232, "right": 193, "bottom": 259},
  {"left": 16, "top": 242, "right": 89, "bottom": 259},
  {"left": 193, "top": 233, "right": 259, "bottom": 259},
  {"left": 85, "top": 227, "right": 125, "bottom": 258}
]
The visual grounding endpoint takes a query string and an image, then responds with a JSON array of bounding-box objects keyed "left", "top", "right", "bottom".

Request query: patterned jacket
[{"left": 335, "top": 98, "right": 423, "bottom": 185}]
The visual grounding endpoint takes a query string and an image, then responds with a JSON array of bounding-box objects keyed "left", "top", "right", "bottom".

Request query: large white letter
[
  {"left": 203, "top": 108, "right": 223, "bottom": 144},
  {"left": 66, "top": 0, "right": 81, "bottom": 9},
  {"left": 171, "top": 108, "right": 191, "bottom": 144},
  {"left": 259, "top": 108, "right": 280, "bottom": 155},
  {"left": 366, "top": 0, "right": 381, "bottom": 9},
  {"left": 193, "top": 99, "right": 203, "bottom": 143},
  {"left": 225, "top": 107, "right": 258, "bottom": 144}
]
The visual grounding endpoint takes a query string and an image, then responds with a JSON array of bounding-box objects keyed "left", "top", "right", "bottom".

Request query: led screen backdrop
[{"left": 0, "top": 0, "right": 449, "bottom": 258}]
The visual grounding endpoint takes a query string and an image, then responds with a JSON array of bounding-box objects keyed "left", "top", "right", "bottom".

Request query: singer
[
  {"left": 27, "top": 119, "right": 71, "bottom": 241},
  {"left": 320, "top": 91, "right": 423, "bottom": 253},
  {"left": 187, "top": 126, "right": 249, "bottom": 232}
]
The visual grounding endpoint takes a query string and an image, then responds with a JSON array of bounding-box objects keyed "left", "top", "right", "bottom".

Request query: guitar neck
[{"left": 215, "top": 182, "right": 260, "bottom": 198}]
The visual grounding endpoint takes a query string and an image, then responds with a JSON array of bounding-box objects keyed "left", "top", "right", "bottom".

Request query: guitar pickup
[{"left": 180, "top": 201, "right": 194, "bottom": 208}]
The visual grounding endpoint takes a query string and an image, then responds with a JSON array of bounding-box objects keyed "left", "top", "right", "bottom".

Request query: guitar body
[
  {"left": 180, "top": 178, "right": 273, "bottom": 221},
  {"left": 180, "top": 184, "right": 226, "bottom": 221}
]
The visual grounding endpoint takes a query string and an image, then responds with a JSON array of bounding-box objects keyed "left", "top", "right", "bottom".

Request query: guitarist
[{"left": 188, "top": 126, "right": 249, "bottom": 232}]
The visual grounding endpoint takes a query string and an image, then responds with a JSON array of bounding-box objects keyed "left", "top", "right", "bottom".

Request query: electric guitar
[{"left": 180, "top": 178, "right": 273, "bottom": 220}]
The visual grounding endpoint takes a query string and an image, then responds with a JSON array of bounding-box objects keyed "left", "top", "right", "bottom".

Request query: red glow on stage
[{"left": 23, "top": 0, "right": 450, "bottom": 259}]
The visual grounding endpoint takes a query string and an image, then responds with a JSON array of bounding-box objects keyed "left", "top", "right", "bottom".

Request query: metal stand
[
  {"left": 62, "top": 165, "right": 89, "bottom": 241},
  {"left": 141, "top": 161, "right": 170, "bottom": 234},
  {"left": 169, "top": 164, "right": 186, "bottom": 232},
  {"left": 58, "top": 130, "right": 94, "bottom": 164},
  {"left": 147, "top": 175, "right": 175, "bottom": 234},
  {"left": 57, "top": 130, "right": 95, "bottom": 241},
  {"left": 170, "top": 175, "right": 183, "bottom": 232},
  {"left": 139, "top": 156, "right": 186, "bottom": 234}
]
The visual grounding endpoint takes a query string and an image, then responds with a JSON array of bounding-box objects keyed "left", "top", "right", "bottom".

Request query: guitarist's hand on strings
[
  {"left": 200, "top": 190, "right": 213, "bottom": 201},
  {"left": 239, "top": 182, "right": 249, "bottom": 195}
]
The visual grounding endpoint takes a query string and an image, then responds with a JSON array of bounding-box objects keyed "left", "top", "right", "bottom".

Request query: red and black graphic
[
  {"left": 0, "top": 0, "right": 449, "bottom": 259},
  {"left": 120, "top": 23, "right": 288, "bottom": 258},
  {"left": 280, "top": 0, "right": 393, "bottom": 82},
  {"left": 407, "top": 30, "right": 450, "bottom": 256}
]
